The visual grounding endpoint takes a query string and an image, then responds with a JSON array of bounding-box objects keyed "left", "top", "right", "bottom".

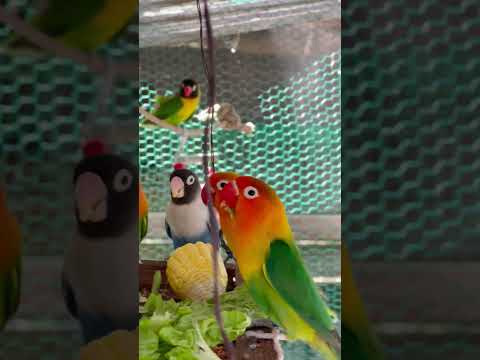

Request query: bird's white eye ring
[
  {"left": 186, "top": 175, "right": 195, "bottom": 185},
  {"left": 113, "top": 169, "right": 133, "bottom": 192},
  {"left": 243, "top": 186, "right": 259, "bottom": 199},
  {"left": 217, "top": 180, "right": 228, "bottom": 191}
]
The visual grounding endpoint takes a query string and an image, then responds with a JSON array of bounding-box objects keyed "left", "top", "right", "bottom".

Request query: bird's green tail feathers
[{"left": 309, "top": 333, "right": 341, "bottom": 360}]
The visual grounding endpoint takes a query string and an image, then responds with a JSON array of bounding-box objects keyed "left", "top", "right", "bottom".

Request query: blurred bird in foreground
[{"left": 0, "top": 187, "right": 22, "bottom": 331}]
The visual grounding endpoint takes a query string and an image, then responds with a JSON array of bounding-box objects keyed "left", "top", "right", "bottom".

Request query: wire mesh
[
  {"left": 139, "top": 31, "right": 341, "bottom": 215},
  {"left": 342, "top": 0, "right": 480, "bottom": 260},
  {"left": 0, "top": 2, "right": 138, "bottom": 256}
]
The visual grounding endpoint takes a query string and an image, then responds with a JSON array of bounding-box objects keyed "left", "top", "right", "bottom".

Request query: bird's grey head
[
  {"left": 169, "top": 167, "right": 200, "bottom": 205},
  {"left": 73, "top": 141, "right": 138, "bottom": 239}
]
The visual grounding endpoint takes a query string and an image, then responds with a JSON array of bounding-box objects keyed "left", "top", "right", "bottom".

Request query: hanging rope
[
  {"left": 196, "top": 0, "right": 216, "bottom": 172},
  {"left": 196, "top": 0, "right": 235, "bottom": 358}
]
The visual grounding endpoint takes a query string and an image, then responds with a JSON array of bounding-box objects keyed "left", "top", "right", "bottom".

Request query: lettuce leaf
[{"left": 140, "top": 279, "right": 268, "bottom": 359}]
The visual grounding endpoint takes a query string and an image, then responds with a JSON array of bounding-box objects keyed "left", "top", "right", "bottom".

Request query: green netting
[
  {"left": 0, "top": 3, "right": 138, "bottom": 256},
  {"left": 342, "top": 0, "right": 480, "bottom": 260},
  {"left": 139, "top": 48, "right": 340, "bottom": 215}
]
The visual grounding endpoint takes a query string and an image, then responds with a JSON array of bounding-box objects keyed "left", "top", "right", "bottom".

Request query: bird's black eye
[
  {"left": 243, "top": 186, "right": 259, "bottom": 199},
  {"left": 113, "top": 169, "right": 133, "bottom": 192},
  {"left": 186, "top": 175, "right": 195, "bottom": 185},
  {"left": 217, "top": 180, "right": 228, "bottom": 191}
]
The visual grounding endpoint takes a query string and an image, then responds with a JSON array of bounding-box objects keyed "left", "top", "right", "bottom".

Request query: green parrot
[
  {"left": 342, "top": 242, "right": 385, "bottom": 360},
  {"left": 0, "top": 188, "right": 22, "bottom": 331},
  {"left": 141, "top": 79, "right": 201, "bottom": 128},
  {"left": 4, "top": 0, "right": 137, "bottom": 54}
]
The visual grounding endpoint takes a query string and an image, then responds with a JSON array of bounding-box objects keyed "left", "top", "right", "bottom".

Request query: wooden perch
[{"left": 138, "top": 106, "right": 203, "bottom": 136}]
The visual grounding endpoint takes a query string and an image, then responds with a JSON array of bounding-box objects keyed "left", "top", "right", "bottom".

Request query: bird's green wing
[
  {"left": 152, "top": 96, "right": 183, "bottom": 120},
  {"left": 6, "top": 1, "right": 104, "bottom": 49},
  {"left": 265, "top": 239, "right": 335, "bottom": 335},
  {"left": 0, "top": 258, "right": 21, "bottom": 331},
  {"left": 31, "top": 1, "right": 105, "bottom": 36}
]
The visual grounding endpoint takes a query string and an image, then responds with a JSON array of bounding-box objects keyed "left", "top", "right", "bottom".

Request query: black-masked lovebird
[
  {"left": 0, "top": 188, "right": 22, "bottom": 331},
  {"left": 165, "top": 163, "right": 214, "bottom": 249},
  {"left": 142, "top": 79, "right": 201, "bottom": 128},
  {"left": 342, "top": 242, "right": 385, "bottom": 360},
  {"left": 212, "top": 175, "right": 340, "bottom": 360},
  {"left": 164, "top": 164, "right": 234, "bottom": 264},
  {"left": 4, "top": 0, "right": 137, "bottom": 54},
  {"left": 62, "top": 140, "right": 138, "bottom": 344}
]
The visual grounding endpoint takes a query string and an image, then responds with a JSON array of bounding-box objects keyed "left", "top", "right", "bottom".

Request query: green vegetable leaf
[
  {"left": 150, "top": 311, "right": 176, "bottom": 330},
  {"left": 152, "top": 271, "right": 163, "bottom": 294},
  {"left": 139, "top": 318, "right": 160, "bottom": 360},
  {"left": 140, "top": 274, "right": 267, "bottom": 359},
  {"left": 159, "top": 327, "right": 195, "bottom": 348},
  {"left": 223, "top": 310, "right": 251, "bottom": 341}
]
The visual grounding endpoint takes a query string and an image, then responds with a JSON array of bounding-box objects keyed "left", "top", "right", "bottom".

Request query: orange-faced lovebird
[
  {"left": 0, "top": 188, "right": 22, "bottom": 331},
  {"left": 342, "top": 242, "right": 385, "bottom": 360},
  {"left": 213, "top": 175, "right": 340, "bottom": 360}
]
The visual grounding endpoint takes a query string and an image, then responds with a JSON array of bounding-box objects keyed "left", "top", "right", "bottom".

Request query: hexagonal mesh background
[
  {"left": 0, "top": 1, "right": 138, "bottom": 256},
  {"left": 342, "top": 0, "right": 480, "bottom": 261},
  {"left": 0, "top": 1, "right": 138, "bottom": 359},
  {"left": 139, "top": 36, "right": 341, "bottom": 215}
]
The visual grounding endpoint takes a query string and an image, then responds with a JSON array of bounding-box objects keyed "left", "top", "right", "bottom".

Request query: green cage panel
[
  {"left": 139, "top": 47, "right": 341, "bottom": 215},
  {"left": 342, "top": 0, "right": 480, "bottom": 260}
]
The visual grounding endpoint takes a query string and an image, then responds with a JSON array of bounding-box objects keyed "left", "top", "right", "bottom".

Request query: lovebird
[
  {"left": 139, "top": 182, "right": 149, "bottom": 242},
  {"left": 4, "top": 0, "right": 137, "bottom": 54},
  {"left": 213, "top": 175, "right": 340, "bottom": 359},
  {"left": 0, "top": 188, "right": 22, "bottom": 331},
  {"left": 142, "top": 79, "right": 201, "bottom": 128},
  {"left": 342, "top": 242, "right": 385, "bottom": 360},
  {"left": 165, "top": 163, "right": 212, "bottom": 249},
  {"left": 62, "top": 140, "right": 138, "bottom": 344},
  {"left": 165, "top": 164, "right": 233, "bottom": 262}
]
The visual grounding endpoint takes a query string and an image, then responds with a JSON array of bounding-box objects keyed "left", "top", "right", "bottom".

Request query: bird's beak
[
  {"left": 183, "top": 86, "right": 193, "bottom": 97},
  {"left": 219, "top": 181, "right": 239, "bottom": 217},
  {"left": 170, "top": 176, "right": 185, "bottom": 198},
  {"left": 75, "top": 172, "right": 107, "bottom": 223}
]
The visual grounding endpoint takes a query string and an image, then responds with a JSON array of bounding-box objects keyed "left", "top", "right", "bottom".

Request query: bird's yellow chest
[{"left": 179, "top": 97, "right": 200, "bottom": 119}]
